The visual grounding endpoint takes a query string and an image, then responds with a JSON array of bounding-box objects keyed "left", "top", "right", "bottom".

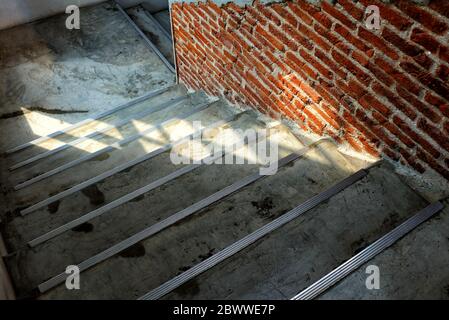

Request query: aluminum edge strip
[
  {"left": 5, "top": 85, "right": 174, "bottom": 154},
  {"left": 138, "top": 169, "right": 368, "bottom": 300},
  {"left": 20, "top": 113, "right": 243, "bottom": 216},
  {"left": 114, "top": 1, "right": 176, "bottom": 73},
  {"left": 29, "top": 124, "right": 268, "bottom": 248},
  {"left": 38, "top": 142, "right": 317, "bottom": 293},
  {"left": 292, "top": 201, "right": 444, "bottom": 300},
  {"left": 9, "top": 95, "right": 189, "bottom": 171},
  {"left": 14, "top": 99, "right": 217, "bottom": 190}
]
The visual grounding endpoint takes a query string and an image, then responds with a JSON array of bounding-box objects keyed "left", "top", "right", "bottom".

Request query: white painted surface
[{"left": 0, "top": 0, "right": 168, "bottom": 31}]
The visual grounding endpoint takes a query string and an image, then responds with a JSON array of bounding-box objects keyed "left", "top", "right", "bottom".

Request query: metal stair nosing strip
[
  {"left": 291, "top": 201, "right": 444, "bottom": 300},
  {"left": 14, "top": 98, "right": 219, "bottom": 191},
  {"left": 37, "top": 139, "right": 322, "bottom": 293},
  {"left": 137, "top": 168, "right": 368, "bottom": 300},
  {"left": 5, "top": 85, "right": 174, "bottom": 155},
  {"left": 29, "top": 125, "right": 274, "bottom": 248},
  {"left": 20, "top": 112, "right": 245, "bottom": 216},
  {"left": 114, "top": 1, "right": 175, "bottom": 73},
  {"left": 9, "top": 95, "right": 190, "bottom": 171}
]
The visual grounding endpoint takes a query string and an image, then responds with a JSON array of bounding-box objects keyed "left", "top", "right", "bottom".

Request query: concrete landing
[{"left": 0, "top": 1, "right": 174, "bottom": 153}]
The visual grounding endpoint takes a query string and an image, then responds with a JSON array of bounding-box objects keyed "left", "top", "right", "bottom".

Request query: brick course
[{"left": 171, "top": 0, "right": 449, "bottom": 180}]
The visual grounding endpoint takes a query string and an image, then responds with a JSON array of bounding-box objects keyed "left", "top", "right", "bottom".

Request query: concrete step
[
  {"left": 8, "top": 90, "right": 205, "bottom": 186},
  {"left": 127, "top": 6, "right": 174, "bottom": 67},
  {"left": 5, "top": 92, "right": 219, "bottom": 210},
  {"left": 153, "top": 10, "right": 172, "bottom": 37},
  {"left": 4, "top": 110, "right": 258, "bottom": 251},
  {"left": 5, "top": 85, "right": 185, "bottom": 168},
  {"left": 6, "top": 117, "right": 304, "bottom": 296},
  {"left": 317, "top": 197, "right": 449, "bottom": 300},
  {"left": 155, "top": 162, "right": 429, "bottom": 299},
  {"left": 36, "top": 139, "right": 361, "bottom": 299}
]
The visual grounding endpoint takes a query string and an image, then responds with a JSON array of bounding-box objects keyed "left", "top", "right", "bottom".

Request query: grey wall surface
[{"left": 0, "top": 0, "right": 169, "bottom": 31}]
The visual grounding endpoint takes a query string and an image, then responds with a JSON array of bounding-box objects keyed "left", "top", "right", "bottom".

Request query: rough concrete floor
[{"left": 0, "top": 0, "right": 175, "bottom": 220}]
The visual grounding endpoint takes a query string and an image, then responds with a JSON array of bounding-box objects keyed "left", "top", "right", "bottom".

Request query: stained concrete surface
[
  {"left": 319, "top": 198, "right": 449, "bottom": 300},
  {"left": 40, "top": 140, "right": 362, "bottom": 299},
  {"left": 7, "top": 91, "right": 205, "bottom": 188},
  {"left": 0, "top": 0, "right": 175, "bottom": 299},
  {"left": 4, "top": 85, "right": 187, "bottom": 168},
  {"left": 162, "top": 163, "right": 429, "bottom": 299},
  {"left": 4, "top": 92, "right": 213, "bottom": 212},
  {"left": 4, "top": 111, "right": 259, "bottom": 251},
  {"left": 0, "top": 0, "right": 162, "bottom": 30},
  {"left": 8, "top": 123, "right": 305, "bottom": 295}
]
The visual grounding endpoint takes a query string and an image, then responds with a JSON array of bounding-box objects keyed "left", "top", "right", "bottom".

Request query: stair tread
[
  {"left": 5, "top": 111, "right": 261, "bottom": 250},
  {"left": 6, "top": 124, "right": 304, "bottom": 294},
  {"left": 127, "top": 6, "right": 174, "bottom": 66},
  {"left": 6, "top": 85, "right": 185, "bottom": 166},
  {"left": 319, "top": 198, "right": 449, "bottom": 300},
  {"left": 36, "top": 140, "right": 358, "bottom": 299},
  {"left": 159, "top": 162, "right": 428, "bottom": 300},
  {"left": 153, "top": 10, "right": 172, "bottom": 37},
  {"left": 9, "top": 91, "right": 201, "bottom": 185},
  {"left": 8, "top": 95, "right": 221, "bottom": 208}
]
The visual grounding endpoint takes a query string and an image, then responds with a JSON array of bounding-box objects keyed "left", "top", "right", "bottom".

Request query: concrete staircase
[{"left": 0, "top": 1, "right": 447, "bottom": 300}]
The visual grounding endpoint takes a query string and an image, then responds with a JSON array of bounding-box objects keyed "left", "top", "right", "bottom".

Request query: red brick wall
[{"left": 171, "top": 0, "right": 449, "bottom": 179}]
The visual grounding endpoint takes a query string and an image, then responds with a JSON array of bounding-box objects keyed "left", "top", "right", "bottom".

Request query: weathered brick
[
  {"left": 334, "top": 23, "right": 372, "bottom": 54},
  {"left": 287, "top": 2, "right": 313, "bottom": 25},
  {"left": 396, "top": 86, "right": 441, "bottom": 124},
  {"left": 429, "top": 0, "right": 449, "bottom": 19},
  {"left": 436, "top": 64, "right": 449, "bottom": 82},
  {"left": 418, "top": 117, "right": 449, "bottom": 152},
  {"left": 372, "top": 82, "right": 417, "bottom": 120},
  {"left": 172, "top": 1, "right": 449, "bottom": 180},
  {"left": 382, "top": 28, "right": 433, "bottom": 69},
  {"left": 358, "top": 27, "right": 399, "bottom": 60},
  {"left": 360, "top": 0, "right": 413, "bottom": 31},
  {"left": 322, "top": 1, "right": 355, "bottom": 29},
  {"left": 395, "top": 0, "right": 449, "bottom": 35},
  {"left": 400, "top": 61, "right": 449, "bottom": 101},
  {"left": 337, "top": 0, "right": 364, "bottom": 20},
  {"left": 410, "top": 28, "right": 441, "bottom": 54},
  {"left": 332, "top": 49, "right": 371, "bottom": 84}
]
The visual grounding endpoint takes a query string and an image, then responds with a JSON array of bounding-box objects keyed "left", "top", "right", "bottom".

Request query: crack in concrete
[{"left": 0, "top": 107, "right": 88, "bottom": 120}]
